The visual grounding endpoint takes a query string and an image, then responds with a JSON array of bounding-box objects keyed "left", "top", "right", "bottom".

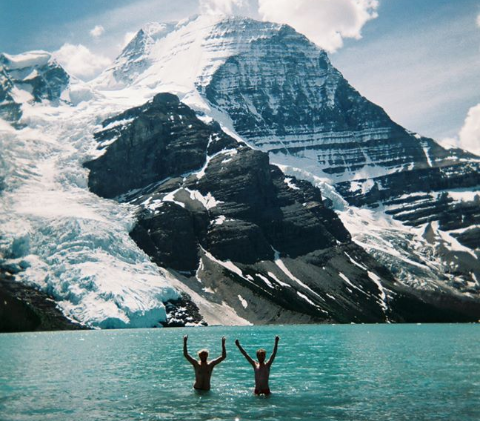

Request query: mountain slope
[
  {"left": 84, "top": 93, "right": 480, "bottom": 324},
  {"left": 93, "top": 15, "right": 479, "bottom": 295}
]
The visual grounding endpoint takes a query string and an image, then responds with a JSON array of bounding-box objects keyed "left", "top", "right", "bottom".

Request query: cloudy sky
[{"left": 1, "top": 0, "right": 479, "bottom": 153}]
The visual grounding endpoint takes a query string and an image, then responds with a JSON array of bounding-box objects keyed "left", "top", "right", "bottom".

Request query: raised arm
[
  {"left": 267, "top": 336, "right": 280, "bottom": 367},
  {"left": 210, "top": 336, "right": 227, "bottom": 366},
  {"left": 235, "top": 339, "right": 255, "bottom": 367},
  {"left": 183, "top": 335, "right": 197, "bottom": 366}
]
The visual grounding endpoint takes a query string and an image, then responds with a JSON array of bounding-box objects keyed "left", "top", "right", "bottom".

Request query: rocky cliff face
[
  {"left": 203, "top": 25, "right": 416, "bottom": 173},
  {"left": 84, "top": 93, "right": 480, "bottom": 324},
  {"left": 0, "top": 267, "right": 85, "bottom": 332},
  {"left": 198, "top": 17, "right": 480, "bottom": 295}
]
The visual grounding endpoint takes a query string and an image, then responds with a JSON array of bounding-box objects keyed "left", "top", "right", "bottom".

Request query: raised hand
[
  {"left": 275, "top": 335, "right": 280, "bottom": 343},
  {"left": 184, "top": 335, "right": 188, "bottom": 342},
  {"left": 222, "top": 336, "right": 226, "bottom": 344},
  {"left": 235, "top": 339, "right": 240, "bottom": 347}
]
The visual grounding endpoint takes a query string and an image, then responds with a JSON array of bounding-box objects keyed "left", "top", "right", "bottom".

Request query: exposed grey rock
[
  {"left": 162, "top": 293, "right": 207, "bottom": 327},
  {"left": 0, "top": 67, "right": 22, "bottom": 121},
  {"left": 85, "top": 93, "right": 237, "bottom": 199},
  {"left": 203, "top": 23, "right": 425, "bottom": 172}
]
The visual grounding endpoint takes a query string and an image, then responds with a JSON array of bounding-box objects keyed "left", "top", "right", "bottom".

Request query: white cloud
[
  {"left": 332, "top": 10, "right": 479, "bottom": 141},
  {"left": 258, "top": 0, "right": 378, "bottom": 52},
  {"left": 90, "top": 25, "right": 105, "bottom": 38},
  {"left": 438, "top": 104, "right": 480, "bottom": 155},
  {"left": 476, "top": 14, "right": 480, "bottom": 28},
  {"left": 438, "top": 137, "right": 459, "bottom": 150},
  {"left": 54, "top": 44, "right": 112, "bottom": 80},
  {"left": 199, "top": 0, "right": 246, "bottom": 15},
  {"left": 458, "top": 103, "right": 480, "bottom": 155},
  {"left": 123, "top": 31, "right": 137, "bottom": 48}
]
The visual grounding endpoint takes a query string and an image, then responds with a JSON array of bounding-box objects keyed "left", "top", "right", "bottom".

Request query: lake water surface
[{"left": 1, "top": 324, "right": 479, "bottom": 421}]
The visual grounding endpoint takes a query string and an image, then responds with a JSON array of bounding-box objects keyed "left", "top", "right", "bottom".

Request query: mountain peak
[
  {"left": 0, "top": 50, "right": 70, "bottom": 122},
  {"left": 92, "top": 15, "right": 318, "bottom": 97},
  {"left": 0, "top": 50, "right": 54, "bottom": 70}
]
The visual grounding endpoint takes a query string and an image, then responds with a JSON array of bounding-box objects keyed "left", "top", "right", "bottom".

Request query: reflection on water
[{"left": 0, "top": 324, "right": 479, "bottom": 420}]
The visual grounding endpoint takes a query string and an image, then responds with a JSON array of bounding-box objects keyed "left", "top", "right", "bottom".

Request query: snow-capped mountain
[
  {"left": 0, "top": 50, "right": 97, "bottom": 125},
  {"left": 94, "top": 15, "right": 479, "bottom": 295},
  {"left": 1, "top": 15, "right": 479, "bottom": 330}
]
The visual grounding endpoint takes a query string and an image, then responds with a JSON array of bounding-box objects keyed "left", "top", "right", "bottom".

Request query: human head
[
  {"left": 198, "top": 349, "right": 209, "bottom": 362},
  {"left": 256, "top": 348, "right": 266, "bottom": 363}
]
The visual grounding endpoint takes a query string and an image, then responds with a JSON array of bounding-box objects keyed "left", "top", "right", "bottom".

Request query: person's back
[
  {"left": 183, "top": 336, "right": 226, "bottom": 391},
  {"left": 235, "top": 336, "right": 280, "bottom": 395}
]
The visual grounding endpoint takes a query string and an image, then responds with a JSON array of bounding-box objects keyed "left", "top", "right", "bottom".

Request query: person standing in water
[
  {"left": 235, "top": 336, "right": 280, "bottom": 396},
  {"left": 183, "top": 335, "right": 226, "bottom": 391}
]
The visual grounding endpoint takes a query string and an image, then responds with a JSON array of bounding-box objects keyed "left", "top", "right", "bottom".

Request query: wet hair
[
  {"left": 198, "top": 349, "right": 209, "bottom": 357},
  {"left": 256, "top": 348, "right": 266, "bottom": 357}
]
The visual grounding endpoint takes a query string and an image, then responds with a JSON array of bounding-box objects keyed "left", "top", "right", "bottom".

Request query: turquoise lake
[{"left": 1, "top": 324, "right": 479, "bottom": 421}]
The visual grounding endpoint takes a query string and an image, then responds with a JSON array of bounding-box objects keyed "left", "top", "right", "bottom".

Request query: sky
[{"left": 0, "top": 0, "right": 479, "bottom": 153}]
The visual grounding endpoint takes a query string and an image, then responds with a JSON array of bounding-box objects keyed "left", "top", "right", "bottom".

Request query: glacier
[{"left": 0, "top": 71, "right": 180, "bottom": 328}]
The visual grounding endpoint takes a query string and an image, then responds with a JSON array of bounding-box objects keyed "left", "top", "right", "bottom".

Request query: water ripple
[{"left": 0, "top": 324, "right": 479, "bottom": 420}]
